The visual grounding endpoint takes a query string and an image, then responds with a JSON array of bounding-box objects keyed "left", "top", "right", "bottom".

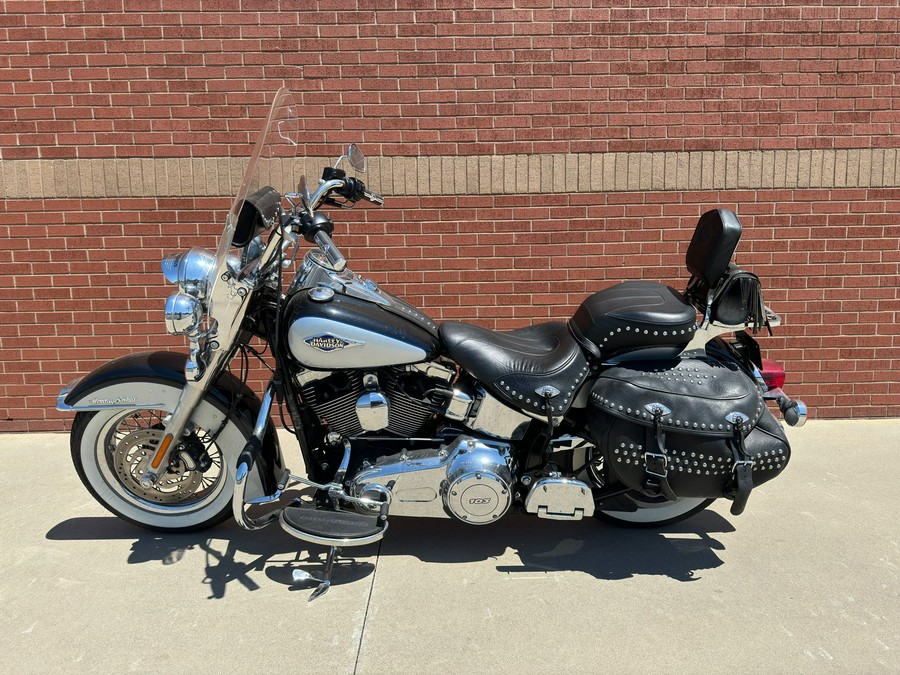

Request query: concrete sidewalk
[{"left": 1, "top": 420, "right": 898, "bottom": 674}]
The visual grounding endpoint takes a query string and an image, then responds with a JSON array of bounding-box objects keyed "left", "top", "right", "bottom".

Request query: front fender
[{"left": 58, "top": 350, "right": 282, "bottom": 496}]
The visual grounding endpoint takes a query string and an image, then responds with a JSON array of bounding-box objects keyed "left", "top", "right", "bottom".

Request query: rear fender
[{"left": 58, "top": 350, "right": 282, "bottom": 497}]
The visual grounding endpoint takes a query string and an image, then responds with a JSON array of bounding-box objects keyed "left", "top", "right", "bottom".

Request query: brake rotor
[{"left": 112, "top": 428, "right": 203, "bottom": 504}]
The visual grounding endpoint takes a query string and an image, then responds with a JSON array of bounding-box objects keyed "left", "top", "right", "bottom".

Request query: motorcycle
[{"left": 58, "top": 88, "right": 807, "bottom": 600}]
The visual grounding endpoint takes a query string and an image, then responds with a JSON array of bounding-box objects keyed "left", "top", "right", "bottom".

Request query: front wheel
[{"left": 70, "top": 382, "right": 250, "bottom": 532}]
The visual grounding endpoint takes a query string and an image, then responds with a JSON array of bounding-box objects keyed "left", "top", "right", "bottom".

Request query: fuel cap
[{"left": 308, "top": 286, "right": 335, "bottom": 302}]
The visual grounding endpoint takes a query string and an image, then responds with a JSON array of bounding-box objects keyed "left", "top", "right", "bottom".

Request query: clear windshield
[{"left": 214, "top": 87, "right": 300, "bottom": 272}]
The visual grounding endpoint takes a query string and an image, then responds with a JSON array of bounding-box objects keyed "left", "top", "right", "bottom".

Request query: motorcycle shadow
[
  {"left": 47, "top": 507, "right": 734, "bottom": 597},
  {"left": 45, "top": 514, "right": 377, "bottom": 599},
  {"left": 382, "top": 509, "right": 735, "bottom": 582}
]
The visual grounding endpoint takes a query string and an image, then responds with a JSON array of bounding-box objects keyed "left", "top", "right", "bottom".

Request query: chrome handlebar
[{"left": 314, "top": 230, "right": 347, "bottom": 272}]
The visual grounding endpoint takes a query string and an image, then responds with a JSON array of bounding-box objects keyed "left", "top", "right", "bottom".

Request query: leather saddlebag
[{"left": 587, "top": 353, "right": 791, "bottom": 515}]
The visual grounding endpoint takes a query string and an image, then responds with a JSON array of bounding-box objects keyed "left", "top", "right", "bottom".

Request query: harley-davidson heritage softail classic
[{"left": 58, "top": 89, "right": 807, "bottom": 600}]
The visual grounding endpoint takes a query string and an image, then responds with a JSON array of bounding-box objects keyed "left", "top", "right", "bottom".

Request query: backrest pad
[{"left": 685, "top": 208, "right": 743, "bottom": 288}]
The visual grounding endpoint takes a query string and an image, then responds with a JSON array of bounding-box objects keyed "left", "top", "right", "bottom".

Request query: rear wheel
[
  {"left": 70, "top": 382, "right": 249, "bottom": 532},
  {"left": 594, "top": 492, "right": 714, "bottom": 528},
  {"left": 574, "top": 441, "right": 714, "bottom": 528}
]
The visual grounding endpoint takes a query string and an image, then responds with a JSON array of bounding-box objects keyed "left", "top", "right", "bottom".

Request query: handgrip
[
  {"left": 314, "top": 229, "right": 347, "bottom": 271},
  {"left": 362, "top": 188, "right": 384, "bottom": 206}
]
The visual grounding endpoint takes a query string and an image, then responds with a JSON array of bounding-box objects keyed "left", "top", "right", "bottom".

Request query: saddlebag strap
[
  {"left": 643, "top": 409, "right": 678, "bottom": 502},
  {"left": 727, "top": 417, "right": 755, "bottom": 515}
]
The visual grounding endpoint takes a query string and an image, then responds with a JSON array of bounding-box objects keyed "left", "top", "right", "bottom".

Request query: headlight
[
  {"left": 161, "top": 247, "right": 217, "bottom": 300},
  {"left": 164, "top": 292, "right": 203, "bottom": 335}
]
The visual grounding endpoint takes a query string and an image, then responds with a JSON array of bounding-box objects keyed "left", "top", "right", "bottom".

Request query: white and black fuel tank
[{"left": 285, "top": 287, "right": 440, "bottom": 370}]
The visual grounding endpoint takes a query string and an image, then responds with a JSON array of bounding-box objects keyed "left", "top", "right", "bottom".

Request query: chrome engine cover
[{"left": 350, "top": 436, "right": 514, "bottom": 525}]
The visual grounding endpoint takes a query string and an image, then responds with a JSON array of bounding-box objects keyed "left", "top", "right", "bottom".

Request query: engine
[
  {"left": 350, "top": 436, "right": 514, "bottom": 525},
  {"left": 296, "top": 365, "right": 451, "bottom": 438}
]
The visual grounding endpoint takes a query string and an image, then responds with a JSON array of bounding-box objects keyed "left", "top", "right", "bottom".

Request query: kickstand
[{"left": 292, "top": 546, "right": 342, "bottom": 602}]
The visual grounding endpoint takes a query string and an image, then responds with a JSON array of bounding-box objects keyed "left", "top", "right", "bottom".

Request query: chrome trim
[
  {"left": 445, "top": 389, "right": 473, "bottom": 421},
  {"left": 407, "top": 361, "right": 454, "bottom": 382},
  {"left": 681, "top": 304, "right": 781, "bottom": 354},
  {"left": 786, "top": 400, "right": 807, "bottom": 427},
  {"left": 350, "top": 436, "right": 513, "bottom": 521},
  {"left": 466, "top": 388, "right": 532, "bottom": 440},
  {"left": 308, "top": 286, "right": 335, "bottom": 302},
  {"left": 523, "top": 477, "right": 595, "bottom": 520},
  {"left": 163, "top": 246, "right": 218, "bottom": 301},
  {"left": 164, "top": 292, "right": 203, "bottom": 336},
  {"left": 56, "top": 381, "right": 166, "bottom": 412},
  {"left": 356, "top": 390, "right": 389, "bottom": 431},
  {"left": 535, "top": 385, "right": 560, "bottom": 398},
  {"left": 444, "top": 439, "right": 513, "bottom": 524},
  {"left": 57, "top": 398, "right": 166, "bottom": 412},
  {"left": 644, "top": 402, "right": 673, "bottom": 416},
  {"left": 293, "top": 249, "right": 391, "bottom": 307},
  {"left": 143, "top": 223, "right": 272, "bottom": 485},
  {"left": 725, "top": 411, "right": 750, "bottom": 425},
  {"left": 278, "top": 511, "right": 388, "bottom": 547}
]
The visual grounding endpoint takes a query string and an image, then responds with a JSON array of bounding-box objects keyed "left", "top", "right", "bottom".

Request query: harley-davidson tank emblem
[{"left": 303, "top": 334, "right": 365, "bottom": 352}]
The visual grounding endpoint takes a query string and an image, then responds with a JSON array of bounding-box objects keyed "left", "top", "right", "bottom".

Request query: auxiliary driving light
[
  {"left": 164, "top": 291, "right": 203, "bottom": 336},
  {"left": 161, "top": 247, "right": 217, "bottom": 300}
]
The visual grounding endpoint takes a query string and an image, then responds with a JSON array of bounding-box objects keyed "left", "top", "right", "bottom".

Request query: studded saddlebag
[{"left": 587, "top": 354, "right": 791, "bottom": 515}]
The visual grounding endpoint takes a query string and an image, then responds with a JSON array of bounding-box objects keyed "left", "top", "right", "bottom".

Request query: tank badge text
[{"left": 304, "top": 334, "right": 365, "bottom": 352}]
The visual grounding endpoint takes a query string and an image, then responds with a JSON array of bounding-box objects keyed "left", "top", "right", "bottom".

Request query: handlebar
[
  {"left": 313, "top": 230, "right": 347, "bottom": 272},
  {"left": 298, "top": 169, "right": 383, "bottom": 273}
]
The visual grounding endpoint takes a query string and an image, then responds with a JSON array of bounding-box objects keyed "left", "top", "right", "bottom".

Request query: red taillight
[{"left": 760, "top": 358, "right": 786, "bottom": 390}]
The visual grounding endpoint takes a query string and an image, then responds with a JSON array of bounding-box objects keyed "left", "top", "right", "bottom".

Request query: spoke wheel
[
  {"left": 70, "top": 382, "right": 253, "bottom": 532},
  {"left": 103, "top": 411, "right": 224, "bottom": 511}
]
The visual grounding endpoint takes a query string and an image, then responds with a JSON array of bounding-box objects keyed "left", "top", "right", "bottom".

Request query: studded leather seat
[
  {"left": 568, "top": 281, "right": 699, "bottom": 358},
  {"left": 439, "top": 321, "right": 590, "bottom": 416}
]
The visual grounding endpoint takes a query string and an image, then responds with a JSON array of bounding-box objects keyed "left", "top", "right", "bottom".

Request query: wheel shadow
[{"left": 46, "top": 508, "right": 735, "bottom": 598}]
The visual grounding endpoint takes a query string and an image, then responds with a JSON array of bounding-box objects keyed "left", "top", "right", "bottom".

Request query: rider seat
[{"left": 439, "top": 321, "right": 590, "bottom": 417}]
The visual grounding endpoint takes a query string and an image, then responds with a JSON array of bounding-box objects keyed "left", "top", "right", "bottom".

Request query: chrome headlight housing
[
  {"left": 161, "top": 247, "right": 217, "bottom": 301},
  {"left": 164, "top": 291, "right": 204, "bottom": 336}
]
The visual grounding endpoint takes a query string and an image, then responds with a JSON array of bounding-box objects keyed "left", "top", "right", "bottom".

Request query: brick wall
[{"left": 1, "top": 0, "right": 899, "bottom": 430}]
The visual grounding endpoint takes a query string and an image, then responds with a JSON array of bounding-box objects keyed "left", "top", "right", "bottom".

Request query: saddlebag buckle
[{"left": 643, "top": 451, "right": 668, "bottom": 479}]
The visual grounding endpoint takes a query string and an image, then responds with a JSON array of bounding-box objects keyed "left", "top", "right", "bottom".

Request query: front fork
[{"left": 139, "top": 343, "right": 238, "bottom": 487}]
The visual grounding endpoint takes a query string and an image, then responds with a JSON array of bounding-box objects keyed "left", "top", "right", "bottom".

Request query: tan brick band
[{"left": 2, "top": 149, "right": 899, "bottom": 200}]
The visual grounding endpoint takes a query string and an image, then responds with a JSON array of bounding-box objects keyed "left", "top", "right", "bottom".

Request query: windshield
[{"left": 208, "top": 88, "right": 300, "bottom": 316}]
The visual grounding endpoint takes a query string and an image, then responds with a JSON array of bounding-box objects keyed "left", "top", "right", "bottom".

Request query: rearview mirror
[{"left": 347, "top": 143, "right": 366, "bottom": 172}]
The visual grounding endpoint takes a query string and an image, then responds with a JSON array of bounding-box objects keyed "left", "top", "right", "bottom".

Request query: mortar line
[{"left": 353, "top": 538, "right": 381, "bottom": 675}]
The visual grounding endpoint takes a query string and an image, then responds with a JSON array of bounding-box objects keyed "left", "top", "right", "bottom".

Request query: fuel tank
[{"left": 285, "top": 288, "right": 440, "bottom": 369}]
